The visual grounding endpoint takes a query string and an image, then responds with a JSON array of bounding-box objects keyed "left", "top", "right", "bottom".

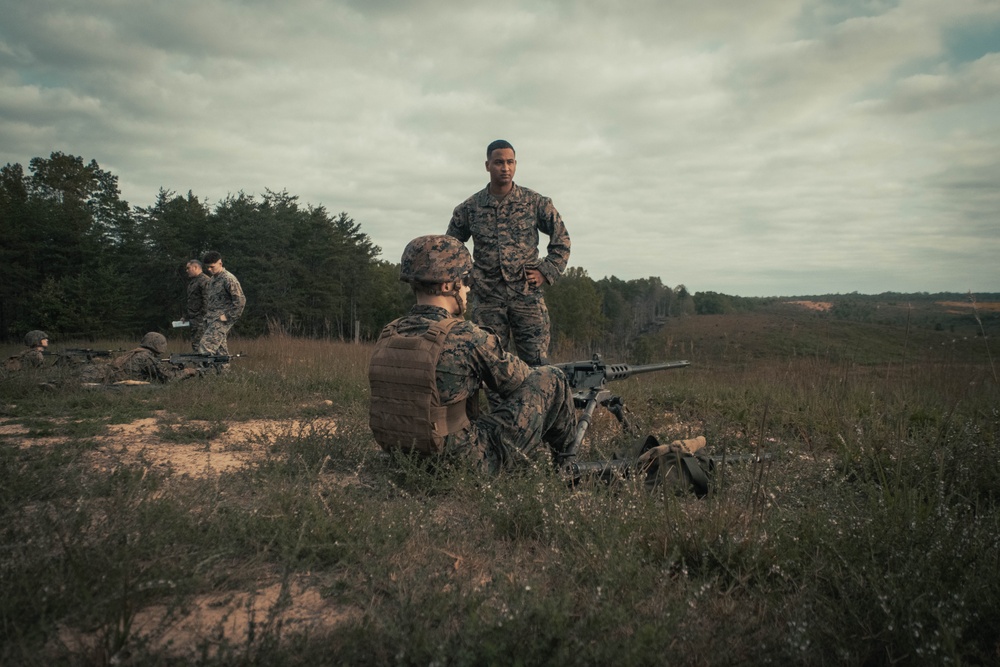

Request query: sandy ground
[
  {"left": 786, "top": 300, "right": 833, "bottom": 311},
  {"left": 57, "top": 577, "right": 360, "bottom": 660},
  {"left": 1, "top": 411, "right": 338, "bottom": 477},
  {"left": 786, "top": 299, "right": 1000, "bottom": 315},
  {"left": 98, "top": 413, "right": 331, "bottom": 476},
  {"left": 937, "top": 300, "right": 1000, "bottom": 313},
  {"left": 1, "top": 412, "right": 360, "bottom": 658}
]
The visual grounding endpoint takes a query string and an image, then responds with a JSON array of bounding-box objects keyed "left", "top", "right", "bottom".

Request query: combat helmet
[
  {"left": 24, "top": 330, "right": 49, "bottom": 347},
  {"left": 399, "top": 235, "right": 472, "bottom": 284},
  {"left": 140, "top": 332, "right": 168, "bottom": 356}
]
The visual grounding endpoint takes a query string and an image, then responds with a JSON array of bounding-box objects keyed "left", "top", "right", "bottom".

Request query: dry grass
[{"left": 1, "top": 313, "right": 999, "bottom": 665}]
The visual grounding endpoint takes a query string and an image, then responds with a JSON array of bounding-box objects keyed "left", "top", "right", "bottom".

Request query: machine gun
[
  {"left": 555, "top": 354, "right": 770, "bottom": 494},
  {"left": 556, "top": 354, "right": 690, "bottom": 460},
  {"left": 553, "top": 354, "right": 703, "bottom": 488},
  {"left": 167, "top": 352, "right": 245, "bottom": 372},
  {"left": 46, "top": 348, "right": 116, "bottom": 365}
]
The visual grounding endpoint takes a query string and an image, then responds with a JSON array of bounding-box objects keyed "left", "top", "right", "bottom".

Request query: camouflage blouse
[
  {"left": 204, "top": 269, "right": 246, "bottom": 321},
  {"left": 447, "top": 183, "right": 571, "bottom": 289},
  {"left": 186, "top": 273, "right": 212, "bottom": 322}
]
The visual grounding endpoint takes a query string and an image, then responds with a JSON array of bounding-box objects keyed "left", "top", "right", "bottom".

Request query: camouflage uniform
[
  {"left": 447, "top": 183, "right": 570, "bottom": 366},
  {"left": 372, "top": 304, "right": 577, "bottom": 473},
  {"left": 81, "top": 333, "right": 190, "bottom": 384},
  {"left": 3, "top": 348, "right": 45, "bottom": 372},
  {"left": 198, "top": 269, "right": 246, "bottom": 356},
  {"left": 186, "top": 272, "right": 212, "bottom": 351},
  {"left": 80, "top": 349, "right": 183, "bottom": 383},
  {"left": 3, "top": 330, "right": 48, "bottom": 372}
]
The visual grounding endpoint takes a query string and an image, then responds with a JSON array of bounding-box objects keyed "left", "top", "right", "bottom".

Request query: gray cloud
[
  {"left": 871, "top": 52, "right": 1000, "bottom": 113},
  {"left": 1, "top": 0, "right": 998, "bottom": 297}
]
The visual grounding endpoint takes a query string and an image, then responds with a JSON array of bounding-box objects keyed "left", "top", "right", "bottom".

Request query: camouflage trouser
[
  {"left": 198, "top": 316, "right": 234, "bottom": 356},
  {"left": 79, "top": 364, "right": 111, "bottom": 384},
  {"left": 189, "top": 318, "right": 206, "bottom": 352},
  {"left": 470, "top": 282, "right": 550, "bottom": 367},
  {"left": 474, "top": 365, "right": 577, "bottom": 472}
]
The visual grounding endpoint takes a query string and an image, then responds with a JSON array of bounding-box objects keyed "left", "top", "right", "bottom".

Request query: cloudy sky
[{"left": 2, "top": 0, "right": 998, "bottom": 297}]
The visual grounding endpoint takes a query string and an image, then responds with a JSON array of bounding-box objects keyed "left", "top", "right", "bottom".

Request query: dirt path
[
  {"left": 3, "top": 412, "right": 358, "bottom": 658},
  {"left": 1, "top": 411, "right": 337, "bottom": 477}
]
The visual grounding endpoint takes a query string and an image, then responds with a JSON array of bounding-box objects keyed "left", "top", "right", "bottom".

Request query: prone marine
[
  {"left": 3, "top": 330, "right": 49, "bottom": 372},
  {"left": 81, "top": 332, "right": 198, "bottom": 384}
]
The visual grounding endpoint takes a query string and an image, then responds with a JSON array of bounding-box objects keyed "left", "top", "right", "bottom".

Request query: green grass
[{"left": 1, "top": 315, "right": 998, "bottom": 665}]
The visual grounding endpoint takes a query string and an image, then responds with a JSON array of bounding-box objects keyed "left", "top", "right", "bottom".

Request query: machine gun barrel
[
  {"left": 602, "top": 359, "right": 691, "bottom": 383},
  {"left": 167, "top": 352, "right": 245, "bottom": 366},
  {"left": 557, "top": 354, "right": 690, "bottom": 390},
  {"left": 46, "top": 348, "right": 116, "bottom": 365}
]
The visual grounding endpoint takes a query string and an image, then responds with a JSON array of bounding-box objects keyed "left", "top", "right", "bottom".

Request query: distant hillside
[{"left": 630, "top": 296, "right": 997, "bottom": 366}]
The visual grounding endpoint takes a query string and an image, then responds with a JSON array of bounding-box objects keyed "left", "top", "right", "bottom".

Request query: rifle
[
  {"left": 556, "top": 354, "right": 690, "bottom": 463},
  {"left": 167, "top": 352, "right": 245, "bottom": 371},
  {"left": 46, "top": 348, "right": 116, "bottom": 365}
]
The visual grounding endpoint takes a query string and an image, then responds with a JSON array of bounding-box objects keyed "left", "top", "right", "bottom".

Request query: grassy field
[{"left": 1, "top": 305, "right": 998, "bottom": 666}]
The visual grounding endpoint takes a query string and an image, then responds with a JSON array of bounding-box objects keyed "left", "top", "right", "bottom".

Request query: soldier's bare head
[
  {"left": 485, "top": 140, "right": 516, "bottom": 195},
  {"left": 486, "top": 139, "right": 514, "bottom": 158},
  {"left": 185, "top": 259, "right": 204, "bottom": 277},
  {"left": 202, "top": 251, "right": 224, "bottom": 275}
]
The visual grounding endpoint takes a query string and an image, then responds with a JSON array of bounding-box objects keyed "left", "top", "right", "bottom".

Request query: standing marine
[
  {"left": 446, "top": 139, "right": 571, "bottom": 366},
  {"left": 368, "top": 235, "right": 577, "bottom": 473},
  {"left": 182, "top": 259, "right": 212, "bottom": 351},
  {"left": 198, "top": 251, "right": 246, "bottom": 358}
]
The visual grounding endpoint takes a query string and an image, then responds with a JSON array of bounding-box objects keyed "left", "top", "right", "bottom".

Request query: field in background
[{"left": 1, "top": 301, "right": 998, "bottom": 665}]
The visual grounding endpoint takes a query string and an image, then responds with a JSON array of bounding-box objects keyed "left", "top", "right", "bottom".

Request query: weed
[{"left": 1, "top": 313, "right": 998, "bottom": 665}]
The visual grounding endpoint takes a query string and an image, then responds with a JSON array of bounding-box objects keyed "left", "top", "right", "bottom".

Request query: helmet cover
[
  {"left": 140, "top": 332, "right": 168, "bottom": 355},
  {"left": 24, "top": 330, "right": 49, "bottom": 347},
  {"left": 399, "top": 235, "right": 472, "bottom": 284}
]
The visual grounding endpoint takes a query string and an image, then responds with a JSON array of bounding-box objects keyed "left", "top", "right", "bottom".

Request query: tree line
[{"left": 2, "top": 151, "right": 717, "bottom": 350}]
